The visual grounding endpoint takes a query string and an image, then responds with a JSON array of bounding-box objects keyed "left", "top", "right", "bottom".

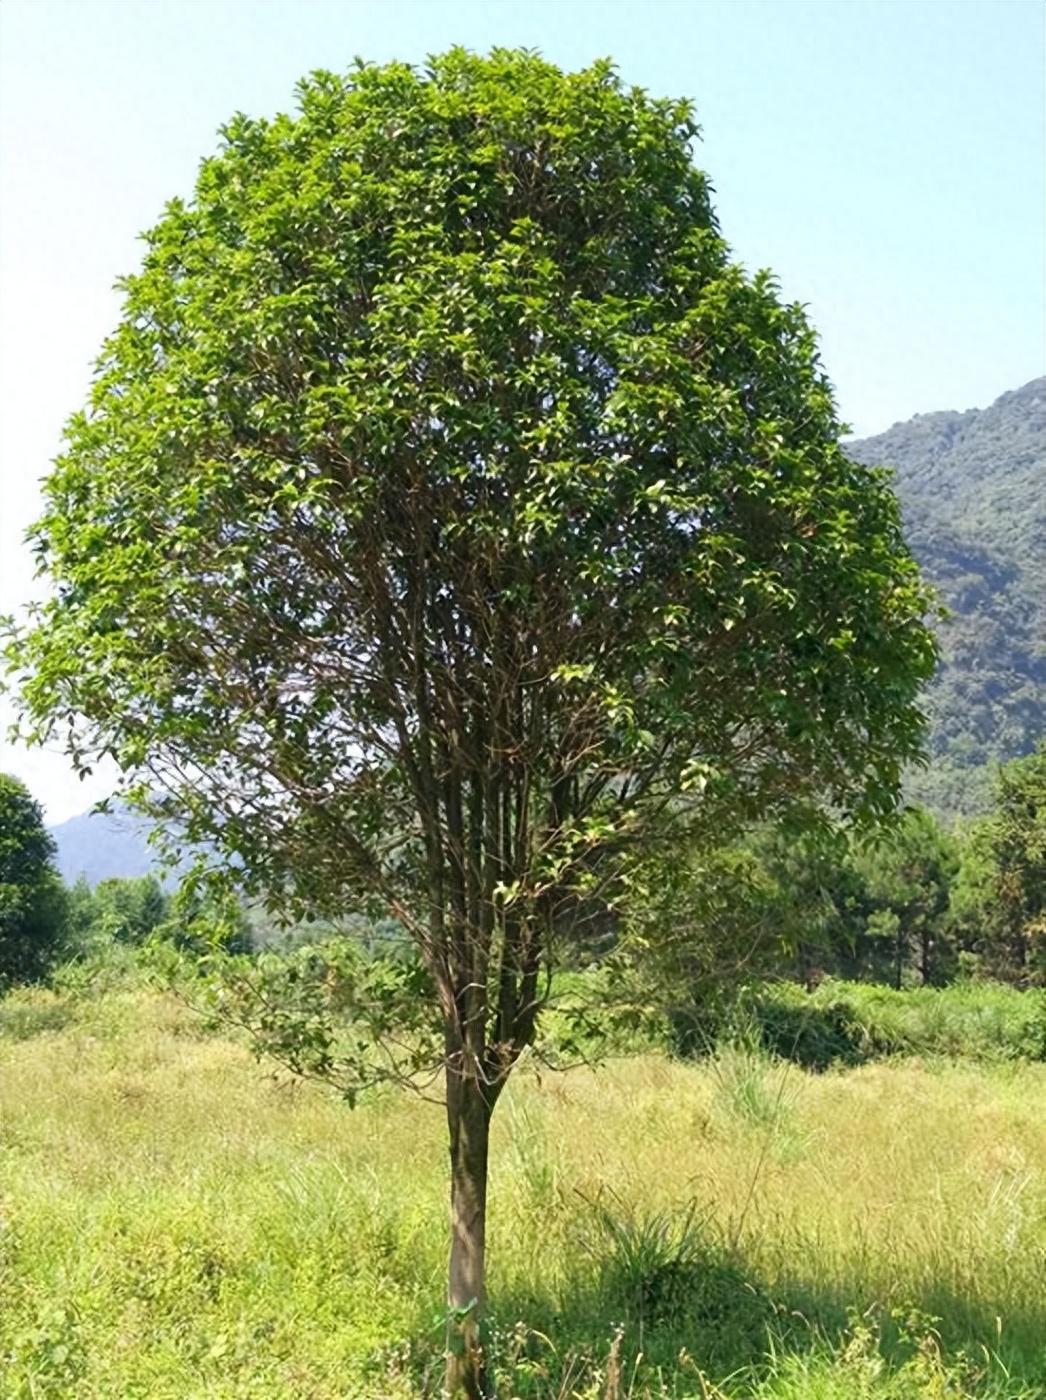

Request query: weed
[
  {"left": 503, "top": 1093, "right": 559, "bottom": 1212},
  {"left": 0, "top": 990, "right": 74, "bottom": 1041},
  {"left": 3, "top": 1302, "right": 86, "bottom": 1400}
]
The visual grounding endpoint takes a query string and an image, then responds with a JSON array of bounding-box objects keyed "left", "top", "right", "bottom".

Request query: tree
[
  {"left": 943, "top": 746, "right": 1046, "bottom": 984},
  {"left": 624, "top": 839, "right": 790, "bottom": 1057},
  {"left": 7, "top": 51, "right": 936, "bottom": 1394},
  {"left": 61, "top": 873, "right": 174, "bottom": 955},
  {"left": 857, "top": 807, "right": 959, "bottom": 987},
  {"left": 745, "top": 825, "right": 872, "bottom": 986},
  {"left": 0, "top": 774, "right": 69, "bottom": 987},
  {"left": 985, "top": 744, "right": 1046, "bottom": 982},
  {"left": 92, "top": 874, "right": 169, "bottom": 944}
]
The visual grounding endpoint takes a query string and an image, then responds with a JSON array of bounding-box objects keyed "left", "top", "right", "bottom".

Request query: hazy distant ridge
[{"left": 49, "top": 805, "right": 160, "bottom": 887}]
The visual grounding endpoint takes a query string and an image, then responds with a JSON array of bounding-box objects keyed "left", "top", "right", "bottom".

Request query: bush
[{"left": 671, "top": 978, "right": 1046, "bottom": 1068}]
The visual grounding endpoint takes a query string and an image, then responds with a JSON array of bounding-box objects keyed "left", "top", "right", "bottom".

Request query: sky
[{"left": 1, "top": 0, "right": 1043, "bottom": 822}]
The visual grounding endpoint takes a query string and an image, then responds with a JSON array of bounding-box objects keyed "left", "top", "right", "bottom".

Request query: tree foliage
[
  {"left": 63, "top": 872, "right": 170, "bottom": 950},
  {"left": 982, "top": 744, "right": 1046, "bottom": 981},
  {"left": 7, "top": 50, "right": 936, "bottom": 1390},
  {"left": 0, "top": 774, "right": 68, "bottom": 987},
  {"left": 636, "top": 811, "right": 962, "bottom": 1043},
  {"left": 637, "top": 757, "right": 1045, "bottom": 1028}
]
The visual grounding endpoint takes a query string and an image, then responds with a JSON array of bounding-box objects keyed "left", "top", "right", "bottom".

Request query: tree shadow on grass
[
  {"left": 499, "top": 1263, "right": 1042, "bottom": 1398},
  {"left": 382, "top": 1214, "right": 1044, "bottom": 1398}
]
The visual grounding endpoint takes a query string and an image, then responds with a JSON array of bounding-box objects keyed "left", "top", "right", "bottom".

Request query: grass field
[{"left": 1, "top": 978, "right": 1043, "bottom": 1398}]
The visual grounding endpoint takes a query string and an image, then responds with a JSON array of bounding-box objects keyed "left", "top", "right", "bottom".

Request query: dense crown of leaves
[
  {"left": 0, "top": 774, "right": 68, "bottom": 986},
  {"left": 12, "top": 49, "right": 934, "bottom": 932},
  {"left": 989, "top": 744, "right": 1046, "bottom": 958}
]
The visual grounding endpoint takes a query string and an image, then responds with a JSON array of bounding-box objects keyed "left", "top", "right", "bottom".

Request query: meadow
[{"left": 1, "top": 973, "right": 1043, "bottom": 1399}]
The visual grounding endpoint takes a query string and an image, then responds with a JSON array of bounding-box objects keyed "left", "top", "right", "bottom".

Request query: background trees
[
  {"left": 988, "top": 744, "right": 1046, "bottom": 976},
  {"left": 8, "top": 50, "right": 936, "bottom": 1394},
  {"left": 0, "top": 774, "right": 69, "bottom": 987},
  {"left": 955, "top": 744, "right": 1046, "bottom": 983},
  {"left": 857, "top": 809, "right": 959, "bottom": 988},
  {"left": 63, "top": 873, "right": 171, "bottom": 960}
]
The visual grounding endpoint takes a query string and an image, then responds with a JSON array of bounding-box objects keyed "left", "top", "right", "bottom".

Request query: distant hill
[
  {"left": 49, "top": 805, "right": 162, "bottom": 887},
  {"left": 847, "top": 378, "right": 1045, "bottom": 816}
]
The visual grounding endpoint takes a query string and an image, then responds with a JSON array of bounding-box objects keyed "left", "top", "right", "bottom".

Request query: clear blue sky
[{"left": 1, "top": 0, "right": 1043, "bottom": 820}]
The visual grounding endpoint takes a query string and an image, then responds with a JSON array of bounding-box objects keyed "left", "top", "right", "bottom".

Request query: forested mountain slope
[{"left": 847, "top": 378, "right": 1045, "bottom": 816}]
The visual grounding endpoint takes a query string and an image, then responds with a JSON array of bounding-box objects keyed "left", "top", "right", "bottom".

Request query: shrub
[{"left": 672, "top": 979, "right": 1046, "bottom": 1068}]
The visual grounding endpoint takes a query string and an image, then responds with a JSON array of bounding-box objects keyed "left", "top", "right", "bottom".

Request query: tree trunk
[{"left": 445, "top": 1060, "right": 492, "bottom": 1399}]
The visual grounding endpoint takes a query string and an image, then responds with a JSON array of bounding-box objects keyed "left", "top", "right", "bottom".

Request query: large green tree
[
  {"left": 943, "top": 747, "right": 1046, "bottom": 984},
  {"left": 0, "top": 774, "right": 69, "bottom": 987},
  {"left": 7, "top": 51, "right": 936, "bottom": 1393},
  {"left": 980, "top": 744, "right": 1046, "bottom": 981}
]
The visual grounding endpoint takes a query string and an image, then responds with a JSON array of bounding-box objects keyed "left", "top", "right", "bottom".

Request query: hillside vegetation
[{"left": 847, "top": 378, "right": 1045, "bottom": 816}]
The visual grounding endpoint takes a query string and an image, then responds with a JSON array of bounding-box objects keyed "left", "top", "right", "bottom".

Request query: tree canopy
[
  {"left": 7, "top": 49, "right": 936, "bottom": 1394},
  {"left": 986, "top": 743, "right": 1046, "bottom": 980},
  {"left": 0, "top": 774, "right": 68, "bottom": 987}
]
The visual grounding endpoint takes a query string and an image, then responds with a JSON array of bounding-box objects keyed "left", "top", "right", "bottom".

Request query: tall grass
[
  {"left": 1, "top": 982, "right": 1043, "bottom": 1397},
  {"left": 549, "top": 968, "right": 1045, "bottom": 1070},
  {"left": 736, "top": 978, "right": 1046, "bottom": 1068}
]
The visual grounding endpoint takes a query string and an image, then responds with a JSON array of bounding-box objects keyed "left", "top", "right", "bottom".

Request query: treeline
[
  {"left": 726, "top": 784, "right": 1040, "bottom": 991},
  {"left": 2, "top": 745, "right": 1043, "bottom": 997},
  {"left": 0, "top": 867, "right": 250, "bottom": 990},
  {"left": 619, "top": 745, "right": 1045, "bottom": 1033},
  {"left": 0, "top": 773, "right": 251, "bottom": 990}
]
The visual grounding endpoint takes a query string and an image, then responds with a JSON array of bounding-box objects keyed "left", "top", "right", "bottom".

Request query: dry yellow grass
[
  {"left": 489, "top": 1048, "right": 1044, "bottom": 1303},
  {"left": 1, "top": 986, "right": 1043, "bottom": 1397}
]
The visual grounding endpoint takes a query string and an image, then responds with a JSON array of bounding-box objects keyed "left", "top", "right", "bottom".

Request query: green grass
[
  {"left": 1, "top": 979, "right": 1043, "bottom": 1398},
  {"left": 757, "top": 978, "right": 1045, "bottom": 1065},
  {"left": 663, "top": 977, "right": 1046, "bottom": 1070}
]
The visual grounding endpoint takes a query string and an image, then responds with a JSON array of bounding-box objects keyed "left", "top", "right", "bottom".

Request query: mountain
[
  {"left": 49, "top": 805, "right": 160, "bottom": 887},
  {"left": 847, "top": 378, "right": 1045, "bottom": 816}
]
